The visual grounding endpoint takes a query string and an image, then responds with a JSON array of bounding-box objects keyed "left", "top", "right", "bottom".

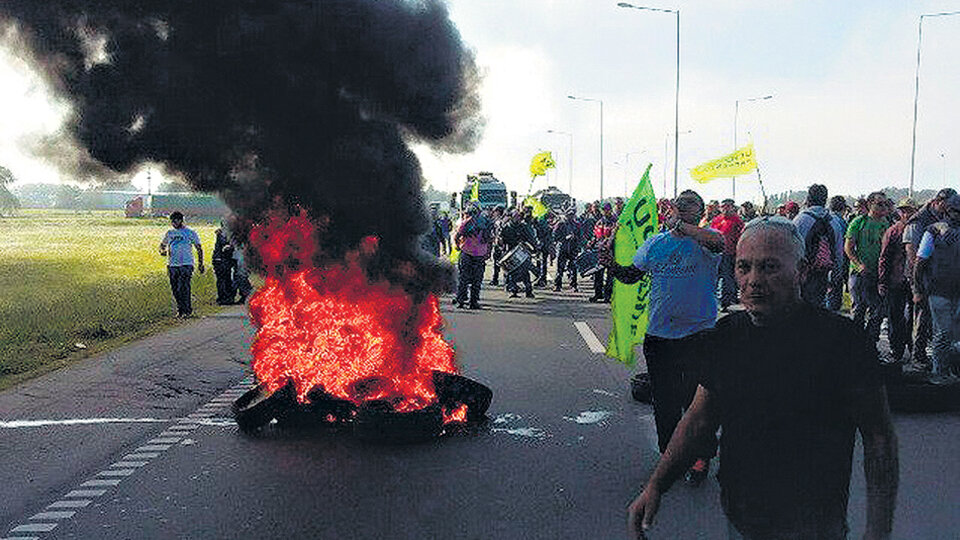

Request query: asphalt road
[{"left": 2, "top": 279, "right": 958, "bottom": 539}]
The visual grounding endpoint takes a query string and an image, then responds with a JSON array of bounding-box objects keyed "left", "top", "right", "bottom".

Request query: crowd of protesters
[{"left": 434, "top": 184, "right": 960, "bottom": 382}]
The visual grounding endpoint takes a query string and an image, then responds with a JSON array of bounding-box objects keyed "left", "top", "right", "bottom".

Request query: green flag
[{"left": 605, "top": 164, "right": 658, "bottom": 367}]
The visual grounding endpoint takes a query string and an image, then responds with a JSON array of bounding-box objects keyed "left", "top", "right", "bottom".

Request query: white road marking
[
  {"left": 64, "top": 490, "right": 105, "bottom": 498},
  {"left": 30, "top": 511, "right": 74, "bottom": 520},
  {"left": 124, "top": 453, "right": 159, "bottom": 460},
  {"left": 97, "top": 469, "right": 135, "bottom": 477},
  {"left": 3, "top": 378, "right": 260, "bottom": 539},
  {"left": 136, "top": 445, "right": 171, "bottom": 452},
  {"left": 11, "top": 523, "right": 57, "bottom": 533},
  {"left": 48, "top": 500, "right": 91, "bottom": 509},
  {"left": 148, "top": 438, "right": 182, "bottom": 444},
  {"left": 112, "top": 461, "right": 149, "bottom": 468},
  {"left": 0, "top": 418, "right": 167, "bottom": 429},
  {"left": 80, "top": 479, "right": 121, "bottom": 487},
  {"left": 573, "top": 322, "right": 606, "bottom": 354}
]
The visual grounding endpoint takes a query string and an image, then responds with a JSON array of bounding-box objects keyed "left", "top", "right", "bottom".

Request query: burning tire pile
[{"left": 233, "top": 370, "right": 492, "bottom": 442}]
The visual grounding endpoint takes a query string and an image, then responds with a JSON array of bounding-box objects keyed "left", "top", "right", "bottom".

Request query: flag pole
[{"left": 755, "top": 164, "right": 768, "bottom": 214}]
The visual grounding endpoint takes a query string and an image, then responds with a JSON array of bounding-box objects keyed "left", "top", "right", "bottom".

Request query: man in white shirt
[{"left": 159, "top": 211, "right": 205, "bottom": 317}]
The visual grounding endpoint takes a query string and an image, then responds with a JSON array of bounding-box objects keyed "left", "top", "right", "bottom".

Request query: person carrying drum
[{"left": 500, "top": 208, "right": 537, "bottom": 298}]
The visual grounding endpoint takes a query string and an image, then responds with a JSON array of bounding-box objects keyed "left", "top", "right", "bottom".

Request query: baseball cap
[{"left": 896, "top": 197, "right": 917, "bottom": 209}]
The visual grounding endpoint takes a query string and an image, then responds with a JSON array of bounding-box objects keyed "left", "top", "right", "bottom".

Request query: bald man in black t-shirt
[{"left": 627, "top": 217, "right": 899, "bottom": 540}]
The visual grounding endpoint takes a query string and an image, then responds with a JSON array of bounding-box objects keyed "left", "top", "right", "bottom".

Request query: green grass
[{"left": 0, "top": 209, "right": 238, "bottom": 387}]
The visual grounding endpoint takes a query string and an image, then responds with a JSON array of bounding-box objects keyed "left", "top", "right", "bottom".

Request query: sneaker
[
  {"left": 469, "top": 303, "right": 482, "bottom": 310},
  {"left": 489, "top": 280, "right": 499, "bottom": 286},
  {"left": 685, "top": 458, "right": 710, "bottom": 486},
  {"left": 509, "top": 292, "right": 520, "bottom": 298},
  {"left": 525, "top": 291, "right": 535, "bottom": 298},
  {"left": 553, "top": 285, "right": 561, "bottom": 292}
]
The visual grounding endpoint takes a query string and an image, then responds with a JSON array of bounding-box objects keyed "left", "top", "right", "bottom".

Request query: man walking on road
[
  {"left": 453, "top": 203, "right": 492, "bottom": 309},
  {"left": 601, "top": 189, "right": 723, "bottom": 484},
  {"left": 628, "top": 217, "right": 898, "bottom": 540},
  {"left": 794, "top": 184, "right": 845, "bottom": 308},
  {"left": 845, "top": 192, "right": 890, "bottom": 343},
  {"left": 159, "top": 211, "right": 204, "bottom": 318},
  {"left": 711, "top": 198, "right": 744, "bottom": 310},
  {"left": 878, "top": 198, "right": 917, "bottom": 363},
  {"left": 913, "top": 194, "right": 960, "bottom": 378},
  {"left": 903, "top": 187, "right": 957, "bottom": 369}
]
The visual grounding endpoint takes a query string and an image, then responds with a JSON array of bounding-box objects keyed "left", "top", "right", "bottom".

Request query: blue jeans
[
  {"left": 167, "top": 265, "right": 194, "bottom": 316},
  {"left": 928, "top": 295, "right": 960, "bottom": 376},
  {"left": 850, "top": 272, "right": 884, "bottom": 342}
]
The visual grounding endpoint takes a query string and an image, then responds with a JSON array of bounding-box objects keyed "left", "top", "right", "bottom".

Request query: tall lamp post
[
  {"left": 733, "top": 94, "right": 773, "bottom": 199},
  {"left": 664, "top": 130, "right": 692, "bottom": 197},
  {"left": 910, "top": 10, "right": 960, "bottom": 198},
  {"left": 567, "top": 95, "right": 604, "bottom": 200},
  {"left": 622, "top": 150, "right": 646, "bottom": 196},
  {"left": 618, "top": 2, "right": 680, "bottom": 196},
  {"left": 547, "top": 129, "right": 575, "bottom": 196}
]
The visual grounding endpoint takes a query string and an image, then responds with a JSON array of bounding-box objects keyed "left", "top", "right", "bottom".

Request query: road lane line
[
  {"left": 48, "top": 500, "right": 91, "bottom": 509},
  {"left": 80, "top": 479, "right": 121, "bottom": 487},
  {"left": 64, "top": 490, "right": 106, "bottom": 498},
  {"left": 136, "top": 445, "right": 171, "bottom": 452},
  {"left": 10, "top": 523, "right": 57, "bottom": 533},
  {"left": 574, "top": 322, "right": 606, "bottom": 354},
  {"left": 30, "top": 511, "right": 75, "bottom": 520},
  {"left": 112, "top": 461, "right": 149, "bottom": 468},
  {"left": 124, "top": 453, "right": 160, "bottom": 460},
  {"left": 1, "top": 535, "right": 41, "bottom": 539},
  {"left": 97, "top": 469, "right": 135, "bottom": 477},
  {"left": 148, "top": 438, "right": 182, "bottom": 444}
]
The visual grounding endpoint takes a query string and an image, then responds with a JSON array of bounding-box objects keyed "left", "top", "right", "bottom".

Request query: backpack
[{"left": 804, "top": 213, "right": 836, "bottom": 272}]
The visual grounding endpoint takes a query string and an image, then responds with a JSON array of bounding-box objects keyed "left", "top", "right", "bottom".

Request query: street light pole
[
  {"left": 909, "top": 11, "right": 960, "bottom": 198},
  {"left": 622, "top": 150, "right": 646, "bottom": 196},
  {"left": 618, "top": 2, "right": 680, "bottom": 196},
  {"left": 547, "top": 129, "right": 574, "bottom": 196},
  {"left": 733, "top": 94, "right": 773, "bottom": 199},
  {"left": 663, "top": 130, "right": 692, "bottom": 198},
  {"left": 567, "top": 95, "right": 604, "bottom": 200}
]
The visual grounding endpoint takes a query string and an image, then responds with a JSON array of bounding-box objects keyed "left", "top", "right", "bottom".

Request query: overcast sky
[{"left": 2, "top": 1, "right": 959, "bottom": 204}]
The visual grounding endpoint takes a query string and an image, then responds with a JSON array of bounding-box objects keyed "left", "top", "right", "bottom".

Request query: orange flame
[{"left": 248, "top": 209, "right": 458, "bottom": 414}]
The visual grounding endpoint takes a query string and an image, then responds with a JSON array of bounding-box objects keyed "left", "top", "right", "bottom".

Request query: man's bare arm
[
  {"left": 627, "top": 386, "right": 720, "bottom": 538},
  {"left": 845, "top": 237, "right": 864, "bottom": 273},
  {"left": 606, "top": 261, "right": 645, "bottom": 284},
  {"left": 676, "top": 221, "right": 724, "bottom": 253},
  {"left": 851, "top": 386, "right": 899, "bottom": 540}
]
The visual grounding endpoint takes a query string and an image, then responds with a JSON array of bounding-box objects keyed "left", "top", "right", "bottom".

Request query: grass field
[{"left": 0, "top": 209, "right": 238, "bottom": 387}]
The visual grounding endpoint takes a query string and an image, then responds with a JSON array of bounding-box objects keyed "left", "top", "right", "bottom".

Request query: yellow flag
[
  {"left": 522, "top": 196, "right": 549, "bottom": 218},
  {"left": 605, "top": 164, "right": 658, "bottom": 367},
  {"left": 690, "top": 143, "right": 757, "bottom": 183},
  {"left": 529, "top": 151, "right": 556, "bottom": 177},
  {"left": 470, "top": 178, "right": 479, "bottom": 201}
]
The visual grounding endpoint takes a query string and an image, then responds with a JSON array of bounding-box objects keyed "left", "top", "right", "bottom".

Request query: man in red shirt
[{"left": 711, "top": 198, "right": 745, "bottom": 310}]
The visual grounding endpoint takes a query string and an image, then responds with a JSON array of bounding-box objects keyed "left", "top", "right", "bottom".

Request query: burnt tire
[
  {"left": 232, "top": 381, "right": 296, "bottom": 433},
  {"left": 353, "top": 401, "right": 444, "bottom": 443},
  {"left": 432, "top": 371, "right": 493, "bottom": 422},
  {"left": 631, "top": 372, "right": 653, "bottom": 404}
]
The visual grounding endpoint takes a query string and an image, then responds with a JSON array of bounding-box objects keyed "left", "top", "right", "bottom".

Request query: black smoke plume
[{"left": 0, "top": 0, "right": 482, "bottom": 293}]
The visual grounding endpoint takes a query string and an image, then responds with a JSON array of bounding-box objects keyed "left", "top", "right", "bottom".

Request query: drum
[
  {"left": 576, "top": 249, "right": 600, "bottom": 277},
  {"left": 498, "top": 244, "right": 531, "bottom": 274}
]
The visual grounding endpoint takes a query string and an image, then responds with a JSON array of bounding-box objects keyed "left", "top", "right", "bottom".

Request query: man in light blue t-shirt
[
  {"left": 159, "top": 211, "right": 204, "bottom": 317},
  {"left": 601, "top": 189, "right": 723, "bottom": 485}
]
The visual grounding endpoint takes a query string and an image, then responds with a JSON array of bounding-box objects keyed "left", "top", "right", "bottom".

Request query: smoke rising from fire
[{"left": 0, "top": 0, "right": 483, "bottom": 292}]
